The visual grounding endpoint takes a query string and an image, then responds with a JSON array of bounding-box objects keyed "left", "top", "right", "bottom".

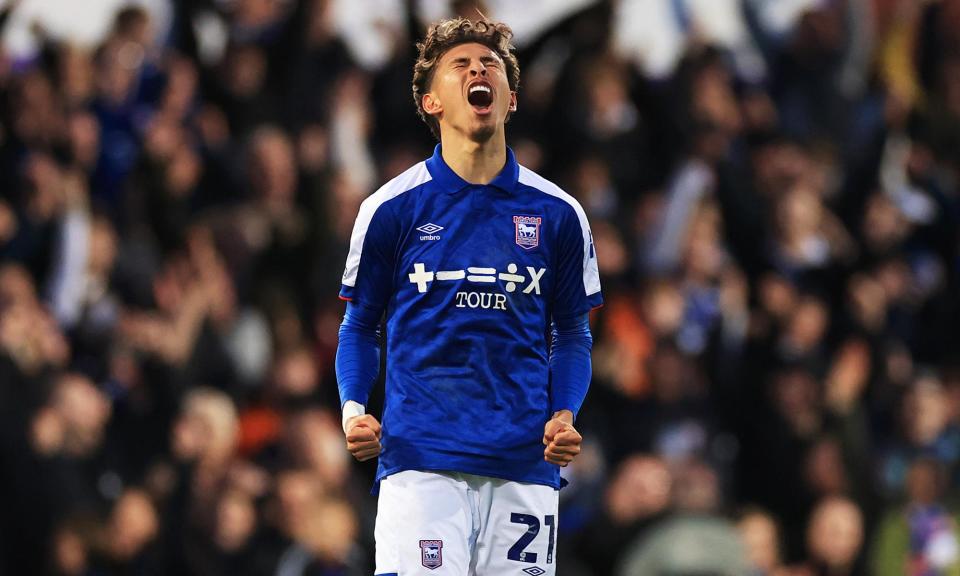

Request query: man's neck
[{"left": 439, "top": 129, "right": 507, "bottom": 185}]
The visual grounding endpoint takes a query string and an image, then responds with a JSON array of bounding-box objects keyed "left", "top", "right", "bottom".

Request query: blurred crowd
[{"left": 0, "top": 0, "right": 959, "bottom": 574}]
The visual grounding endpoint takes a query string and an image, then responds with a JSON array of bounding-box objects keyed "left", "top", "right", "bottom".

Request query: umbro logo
[
  {"left": 417, "top": 222, "right": 443, "bottom": 241},
  {"left": 416, "top": 223, "right": 443, "bottom": 234}
]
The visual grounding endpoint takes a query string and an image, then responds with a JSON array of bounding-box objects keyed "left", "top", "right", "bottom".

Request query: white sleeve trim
[
  {"left": 518, "top": 166, "right": 602, "bottom": 297},
  {"left": 341, "top": 162, "right": 432, "bottom": 288}
]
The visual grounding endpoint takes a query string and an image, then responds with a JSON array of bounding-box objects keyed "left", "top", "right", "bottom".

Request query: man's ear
[
  {"left": 422, "top": 92, "right": 443, "bottom": 116},
  {"left": 508, "top": 91, "right": 517, "bottom": 112}
]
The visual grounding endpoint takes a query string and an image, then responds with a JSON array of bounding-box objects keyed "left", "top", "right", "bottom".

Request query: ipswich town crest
[
  {"left": 420, "top": 540, "right": 443, "bottom": 570},
  {"left": 514, "top": 215, "right": 542, "bottom": 250}
]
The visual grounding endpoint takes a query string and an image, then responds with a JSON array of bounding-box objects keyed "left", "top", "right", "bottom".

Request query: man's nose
[{"left": 469, "top": 62, "right": 488, "bottom": 76}]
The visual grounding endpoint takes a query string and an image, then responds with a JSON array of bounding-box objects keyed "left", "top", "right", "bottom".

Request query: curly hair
[{"left": 412, "top": 18, "right": 520, "bottom": 140}]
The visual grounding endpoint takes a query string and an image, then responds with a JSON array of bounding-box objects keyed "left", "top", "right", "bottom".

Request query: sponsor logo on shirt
[
  {"left": 407, "top": 262, "right": 545, "bottom": 312},
  {"left": 416, "top": 222, "right": 443, "bottom": 241},
  {"left": 455, "top": 291, "right": 508, "bottom": 310}
]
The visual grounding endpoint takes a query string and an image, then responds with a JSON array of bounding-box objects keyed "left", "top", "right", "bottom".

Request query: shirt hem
[{"left": 376, "top": 461, "right": 561, "bottom": 490}]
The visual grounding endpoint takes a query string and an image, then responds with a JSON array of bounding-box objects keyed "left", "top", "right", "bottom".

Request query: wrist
[
  {"left": 552, "top": 409, "right": 574, "bottom": 425},
  {"left": 342, "top": 400, "right": 365, "bottom": 432}
]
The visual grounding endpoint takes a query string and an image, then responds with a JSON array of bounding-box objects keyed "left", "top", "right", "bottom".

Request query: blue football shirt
[{"left": 339, "top": 145, "right": 602, "bottom": 489}]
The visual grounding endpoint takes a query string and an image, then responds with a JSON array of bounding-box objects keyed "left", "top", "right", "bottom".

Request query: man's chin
[
  {"left": 470, "top": 126, "right": 497, "bottom": 142},
  {"left": 468, "top": 124, "right": 497, "bottom": 143}
]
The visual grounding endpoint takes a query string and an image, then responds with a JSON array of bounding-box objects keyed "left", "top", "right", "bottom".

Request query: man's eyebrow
[{"left": 447, "top": 55, "right": 501, "bottom": 66}]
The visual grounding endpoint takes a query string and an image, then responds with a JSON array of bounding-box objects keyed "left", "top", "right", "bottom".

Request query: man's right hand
[{"left": 344, "top": 414, "right": 382, "bottom": 461}]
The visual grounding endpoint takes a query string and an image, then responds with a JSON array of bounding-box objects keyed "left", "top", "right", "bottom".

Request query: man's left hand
[{"left": 543, "top": 410, "right": 582, "bottom": 467}]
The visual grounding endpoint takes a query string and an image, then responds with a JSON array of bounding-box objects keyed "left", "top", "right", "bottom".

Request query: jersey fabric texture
[{"left": 339, "top": 145, "right": 602, "bottom": 489}]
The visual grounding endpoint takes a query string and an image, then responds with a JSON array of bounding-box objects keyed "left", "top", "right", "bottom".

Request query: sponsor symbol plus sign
[{"left": 408, "top": 263, "right": 434, "bottom": 293}]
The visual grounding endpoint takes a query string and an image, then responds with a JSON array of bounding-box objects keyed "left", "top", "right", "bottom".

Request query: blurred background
[{"left": 0, "top": 0, "right": 959, "bottom": 574}]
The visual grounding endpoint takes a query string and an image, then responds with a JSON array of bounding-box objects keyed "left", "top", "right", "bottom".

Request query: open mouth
[{"left": 467, "top": 83, "right": 494, "bottom": 110}]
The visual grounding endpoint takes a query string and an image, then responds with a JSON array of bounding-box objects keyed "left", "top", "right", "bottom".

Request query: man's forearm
[
  {"left": 335, "top": 301, "right": 382, "bottom": 409},
  {"left": 549, "top": 314, "right": 593, "bottom": 417}
]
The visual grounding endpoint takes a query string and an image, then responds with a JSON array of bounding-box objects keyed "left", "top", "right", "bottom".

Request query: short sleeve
[
  {"left": 339, "top": 198, "right": 399, "bottom": 311},
  {"left": 552, "top": 206, "right": 602, "bottom": 318}
]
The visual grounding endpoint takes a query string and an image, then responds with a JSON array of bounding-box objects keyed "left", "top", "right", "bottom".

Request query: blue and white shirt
[{"left": 339, "top": 145, "right": 602, "bottom": 489}]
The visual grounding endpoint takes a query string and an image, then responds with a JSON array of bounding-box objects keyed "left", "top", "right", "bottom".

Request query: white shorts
[{"left": 374, "top": 470, "right": 559, "bottom": 576}]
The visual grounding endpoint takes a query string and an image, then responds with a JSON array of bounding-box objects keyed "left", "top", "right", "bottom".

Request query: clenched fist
[
  {"left": 543, "top": 410, "right": 582, "bottom": 467},
  {"left": 344, "top": 414, "right": 382, "bottom": 462}
]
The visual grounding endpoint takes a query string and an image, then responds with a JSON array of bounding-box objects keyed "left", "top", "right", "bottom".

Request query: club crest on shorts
[
  {"left": 420, "top": 540, "right": 443, "bottom": 570},
  {"left": 514, "top": 216, "right": 542, "bottom": 250}
]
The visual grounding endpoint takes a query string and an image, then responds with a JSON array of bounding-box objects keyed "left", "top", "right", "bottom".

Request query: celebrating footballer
[{"left": 335, "top": 16, "right": 602, "bottom": 576}]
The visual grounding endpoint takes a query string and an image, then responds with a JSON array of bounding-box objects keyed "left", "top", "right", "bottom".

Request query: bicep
[
  {"left": 339, "top": 201, "right": 400, "bottom": 311},
  {"left": 552, "top": 210, "right": 602, "bottom": 319}
]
